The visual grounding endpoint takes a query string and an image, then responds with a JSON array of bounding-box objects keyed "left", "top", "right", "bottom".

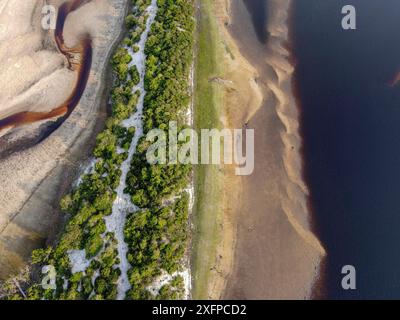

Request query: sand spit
[
  {"left": 209, "top": 0, "right": 325, "bottom": 299},
  {"left": 0, "top": 0, "right": 129, "bottom": 280},
  {"left": 266, "top": 0, "right": 325, "bottom": 257}
]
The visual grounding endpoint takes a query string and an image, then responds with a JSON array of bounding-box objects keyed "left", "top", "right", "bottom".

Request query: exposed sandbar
[{"left": 208, "top": 0, "right": 325, "bottom": 299}]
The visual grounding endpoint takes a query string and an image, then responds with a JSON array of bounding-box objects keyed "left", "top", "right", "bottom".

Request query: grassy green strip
[{"left": 191, "top": 0, "right": 224, "bottom": 299}]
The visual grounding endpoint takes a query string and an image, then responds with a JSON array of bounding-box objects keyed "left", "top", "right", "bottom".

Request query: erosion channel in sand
[
  {"left": 0, "top": 0, "right": 128, "bottom": 280},
  {"left": 0, "top": 0, "right": 92, "bottom": 136}
]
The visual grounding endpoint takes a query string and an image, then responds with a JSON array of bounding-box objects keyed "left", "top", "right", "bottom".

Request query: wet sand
[
  {"left": 216, "top": 0, "right": 325, "bottom": 299},
  {"left": 0, "top": 0, "right": 93, "bottom": 133},
  {"left": 0, "top": 0, "right": 129, "bottom": 280}
]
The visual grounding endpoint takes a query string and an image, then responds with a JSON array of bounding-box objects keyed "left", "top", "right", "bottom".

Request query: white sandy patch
[
  {"left": 67, "top": 249, "right": 92, "bottom": 274},
  {"left": 147, "top": 270, "right": 192, "bottom": 299},
  {"left": 62, "top": 277, "right": 69, "bottom": 291},
  {"left": 75, "top": 157, "right": 98, "bottom": 187},
  {"left": 104, "top": 0, "right": 158, "bottom": 300},
  {"left": 65, "top": 0, "right": 158, "bottom": 300}
]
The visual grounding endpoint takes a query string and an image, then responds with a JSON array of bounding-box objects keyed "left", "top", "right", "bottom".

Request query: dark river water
[
  {"left": 291, "top": 0, "right": 400, "bottom": 299},
  {"left": 244, "top": 0, "right": 400, "bottom": 299},
  {"left": 243, "top": 0, "right": 269, "bottom": 44}
]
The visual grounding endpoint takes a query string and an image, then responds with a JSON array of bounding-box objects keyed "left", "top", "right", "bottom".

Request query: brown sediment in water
[
  {"left": 0, "top": 0, "right": 93, "bottom": 133},
  {"left": 388, "top": 70, "right": 400, "bottom": 87}
]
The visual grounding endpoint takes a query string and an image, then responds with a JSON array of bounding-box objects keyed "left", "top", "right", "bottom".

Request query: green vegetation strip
[
  {"left": 191, "top": 0, "right": 224, "bottom": 299},
  {"left": 124, "top": 0, "right": 195, "bottom": 299},
  {"left": 1, "top": 0, "right": 195, "bottom": 300}
]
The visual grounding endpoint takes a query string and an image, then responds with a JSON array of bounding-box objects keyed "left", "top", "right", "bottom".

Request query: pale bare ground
[
  {"left": 0, "top": 0, "right": 74, "bottom": 121},
  {"left": 0, "top": 0, "right": 121, "bottom": 122},
  {"left": 204, "top": 0, "right": 263, "bottom": 299},
  {"left": 208, "top": 0, "right": 326, "bottom": 299},
  {"left": 0, "top": 0, "right": 128, "bottom": 279}
]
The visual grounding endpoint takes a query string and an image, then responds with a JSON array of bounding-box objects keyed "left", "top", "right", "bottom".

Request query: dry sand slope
[
  {"left": 211, "top": 0, "right": 326, "bottom": 299},
  {"left": 0, "top": 0, "right": 128, "bottom": 279},
  {"left": 0, "top": 0, "right": 73, "bottom": 123}
]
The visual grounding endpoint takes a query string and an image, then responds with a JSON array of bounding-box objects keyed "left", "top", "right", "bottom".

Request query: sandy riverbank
[
  {"left": 0, "top": 0, "right": 129, "bottom": 280},
  {"left": 0, "top": 0, "right": 73, "bottom": 122},
  {"left": 204, "top": 0, "right": 326, "bottom": 299}
]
